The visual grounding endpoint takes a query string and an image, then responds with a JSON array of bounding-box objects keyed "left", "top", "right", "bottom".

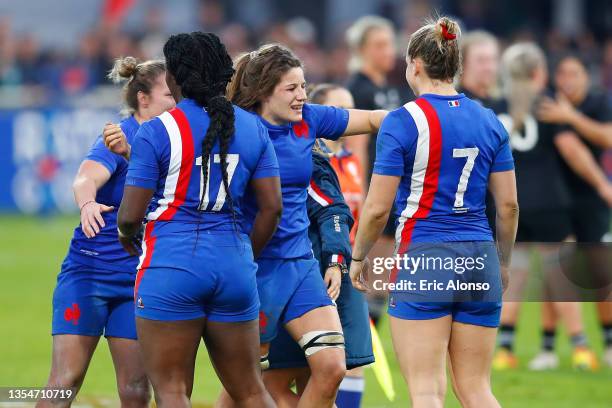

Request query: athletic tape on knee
[
  {"left": 260, "top": 354, "right": 270, "bottom": 370},
  {"left": 298, "top": 331, "right": 345, "bottom": 357}
]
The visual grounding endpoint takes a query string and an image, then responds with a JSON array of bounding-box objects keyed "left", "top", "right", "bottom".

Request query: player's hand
[
  {"left": 349, "top": 257, "right": 370, "bottom": 292},
  {"left": 537, "top": 95, "right": 576, "bottom": 125},
  {"left": 118, "top": 226, "right": 143, "bottom": 256},
  {"left": 501, "top": 264, "right": 510, "bottom": 293},
  {"left": 103, "top": 123, "right": 131, "bottom": 160},
  {"left": 597, "top": 182, "right": 612, "bottom": 208},
  {"left": 324, "top": 265, "right": 342, "bottom": 301},
  {"left": 118, "top": 234, "right": 141, "bottom": 256},
  {"left": 80, "top": 201, "right": 114, "bottom": 238}
]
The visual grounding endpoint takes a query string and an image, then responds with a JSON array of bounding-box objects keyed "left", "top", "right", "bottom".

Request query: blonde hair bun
[{"left": 108, "top": 56, "right": 139, "bottom": 84}]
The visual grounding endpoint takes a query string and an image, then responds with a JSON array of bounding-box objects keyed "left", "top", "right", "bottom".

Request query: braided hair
[{"left": 163, "top": 32, "right": 235, "bottom": 217}]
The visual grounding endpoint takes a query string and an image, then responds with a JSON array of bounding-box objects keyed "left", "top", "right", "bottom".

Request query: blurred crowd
[{"left": 1, "top": 0, "right": 612, "bottom": 106}]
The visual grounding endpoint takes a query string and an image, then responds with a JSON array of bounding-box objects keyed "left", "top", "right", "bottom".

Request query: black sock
[
  {"left": 542, "top": 329, "right": 556, "bottom": 351},
  {"left": 498, "top": 325, "right": 515, "bottom": 352},
  {"left": 571, "top": 332, "right": 588, "bottom": 349},
  {"left": 603, "top": 324, "right": 612, "bottom": 348}
]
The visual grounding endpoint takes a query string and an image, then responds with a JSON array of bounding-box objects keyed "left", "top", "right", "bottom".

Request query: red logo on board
[
  {"left": 64, "top": 303, "right": 81, "bottom": 325},
  {"left": 292, "top": 120, "right": 309, "bottom": 138}
]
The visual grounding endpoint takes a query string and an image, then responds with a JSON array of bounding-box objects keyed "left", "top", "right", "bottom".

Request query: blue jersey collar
[{"left": 419, "top": 93, "right": 466, "bottom": 100}]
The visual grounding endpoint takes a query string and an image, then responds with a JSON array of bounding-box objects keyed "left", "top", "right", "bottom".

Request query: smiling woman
[{"left": 219, "top": 44, "right": 387, "bottom": 408}]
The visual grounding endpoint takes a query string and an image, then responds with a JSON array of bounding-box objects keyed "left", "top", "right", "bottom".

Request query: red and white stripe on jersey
[
  {"left": 134, "top": 221, "right": 156, "bottom": 301},
  {"left": 394, "top": 98, "right": 443, "bottom": 256},
  {"left": 146, "top": 108, "right": 195, "bottom": 221},
  {"left": 308, "top": 180, "right": 333, "bottom": 207},
  {"left": 331, "top": 254, "right": 344, "bottom": 263}
]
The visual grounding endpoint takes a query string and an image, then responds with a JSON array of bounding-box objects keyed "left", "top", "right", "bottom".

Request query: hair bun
[
  {"left": 436, "top": 17, "right": 460, "bottom": 42},
  {"left": 108, "top": 56, "right": 140, "bottom": 83}
]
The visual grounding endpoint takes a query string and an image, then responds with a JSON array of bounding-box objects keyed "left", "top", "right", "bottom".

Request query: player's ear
[
  {"left": 412, "top": 57, "right": 424, "bottom": 77},
  {"left": 137, "top": 90, "right": 150, "bottom": 110}
]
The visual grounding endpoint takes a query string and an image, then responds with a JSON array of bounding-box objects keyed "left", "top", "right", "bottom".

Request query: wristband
[
  {"left": 327, "top": 262, "right": 348, "bottom": 274},
  {"left": 351, "top": 257, "right": 364, "bottom": 262},
  {"left": 79, "top": 200, "right": 96, "bottom": 212}
]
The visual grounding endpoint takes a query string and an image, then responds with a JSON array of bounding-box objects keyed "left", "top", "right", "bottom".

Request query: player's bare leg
[
  {"left": 537, "top": 245, "right": 597, "bottom": 370},
  {"left": 389, "top": 315, "right": 451, "bottom": 408},
  {"left": 494, "top": 245, "right": 530, "bottom": 369},
  {"left": 205, "top": 320, "right": 275, "bottom": 408},
  {"left": 107, "top": 337, "right": 151, "bottom": 407},
  {"left": 367, "top": 236, "right": 394, "bottom": 325},
  {"left": 135, "top": 318, "right": 203, "bottom": 408},
  {"left": 448, "top": 321, "right": 500, "bottom": 408},
  {"left": 263, "top": 367, "right": 305, "bottom": 408},
  {"left": 36, "top": 334, "right": 99, "bottom": 408},
  {"left": 215, "top": 341, "right": 275, "bottom": 408},
  {"left": 597, "top": 302, "right": 612, "bottom": 366},
  {"left": 285, "top": 305, "right": 346, "bottom": 408}
]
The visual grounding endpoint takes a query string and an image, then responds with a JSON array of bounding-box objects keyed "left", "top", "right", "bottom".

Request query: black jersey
[
  {"left": 346, "top": 72, "right": 410, "bottom": 181},
  {"left": 458, "top": 86, "right": 502, "bottom": 111},
  {"left": 559, "top": 90, "right": 612, "bottom": 208},
  {"left": 494, "top": 99, "right": 571, "bottom": 212}
]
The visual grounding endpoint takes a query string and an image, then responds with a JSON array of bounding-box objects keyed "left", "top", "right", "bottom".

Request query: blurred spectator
[
  {"left": 198, "top": 0, "right": 226, "bottom": 32},
  {"left": 15, "top": 34, "right": 43, "bottom": 85},
  {"left": 0, "top": 0, "right": 611, "bottom": 108},
  {"left": 0, "top": 17, "right": 20, "bottom": 86},
  {"left": 138, "top": 6, "right": 167, "bottom": 59},
  {"left": 459, "top": 30, "right": 501, "bottom": 106}
]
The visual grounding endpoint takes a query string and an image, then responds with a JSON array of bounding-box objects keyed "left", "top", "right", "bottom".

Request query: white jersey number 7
[{"left": 452, "top": 147, "right": 479, "bottom": 210}]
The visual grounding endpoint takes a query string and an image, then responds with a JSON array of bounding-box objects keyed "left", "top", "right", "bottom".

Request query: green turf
[{"left": 1, "top": 215, "right": 611, "bottom": 407}]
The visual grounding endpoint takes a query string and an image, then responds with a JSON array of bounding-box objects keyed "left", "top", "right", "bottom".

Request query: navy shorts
[
  {"left": 257, "top": 256, "right": 333, "bottom": 344},
  {"left": 268, "top": 273, "right": 374, "bottom": 369},
  {"left": 52, "top": 260, "right": 137, "bottom": 339}
]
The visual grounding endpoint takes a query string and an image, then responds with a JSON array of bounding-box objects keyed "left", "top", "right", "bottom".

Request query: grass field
[{"left": 1, "top": 215, "right": 611, "bottom": 407}]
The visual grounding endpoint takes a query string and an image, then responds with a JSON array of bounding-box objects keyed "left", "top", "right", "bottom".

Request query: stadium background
[{"left": 0, "top": 0, "right": 611, "bottom": 406}]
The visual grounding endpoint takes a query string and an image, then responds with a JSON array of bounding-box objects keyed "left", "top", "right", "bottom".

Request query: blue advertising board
[{"left": 0, "top": 108, "right": 117, "bottom": 214}]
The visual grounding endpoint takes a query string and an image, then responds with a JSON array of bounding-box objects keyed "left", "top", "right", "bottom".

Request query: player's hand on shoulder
[
  {"left": 103, "top": 122, "right": 131, "bottom": 160},
  {"left": 80, "top": 201, "right": 114, "bottom": 238},
  {"left": 324, "top": 265, "right": 342, "bottom": 301},
  {"left": 536, "top": 95, "right": 575, "bottom": 125}
]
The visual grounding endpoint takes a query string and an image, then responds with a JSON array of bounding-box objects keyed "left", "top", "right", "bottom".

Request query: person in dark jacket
[{"left": 266, "top": 143, "right": 374, "bottom": 408}]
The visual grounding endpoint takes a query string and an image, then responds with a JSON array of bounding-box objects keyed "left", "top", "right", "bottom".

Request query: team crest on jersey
[
  {"left": 137, "top": 297, "right": 144, "bottom": 309},
  {"left": 292, "top": 120, "right": 309, "bottom": 138},
  {"left": 448, "top": 100, "right": 460, "bottom": 107}
]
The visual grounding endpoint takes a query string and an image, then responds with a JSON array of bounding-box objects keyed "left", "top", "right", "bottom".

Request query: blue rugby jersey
[
  {"left": 373, "top": 94, "right": 514, "bottom": 253},
  {"left": 125, "top": 98, "right": 279, "bottom": 233},
  {"left": 66, "top": 116, "right": 140, "bottom": 273},
  {"left": 242, "top": 103, "right": 349, "bottom": 259}
]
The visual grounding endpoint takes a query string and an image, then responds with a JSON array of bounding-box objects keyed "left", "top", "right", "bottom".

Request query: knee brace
[
  {"left": 298, "top": 331, "right": 345, "bottom": 357},
  {"left": 260, "top": 353, "right": 270, "bottom": 370}
]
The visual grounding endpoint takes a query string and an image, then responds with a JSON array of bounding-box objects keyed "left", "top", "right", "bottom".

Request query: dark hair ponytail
[{"left": 163, "top": 32, "right": 236, "bottom": 217}]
